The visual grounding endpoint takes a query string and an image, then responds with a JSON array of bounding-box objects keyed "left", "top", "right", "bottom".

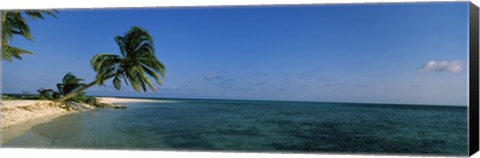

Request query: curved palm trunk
[{"left": 54, "top": 80, "right": 97, "bottom": 102}]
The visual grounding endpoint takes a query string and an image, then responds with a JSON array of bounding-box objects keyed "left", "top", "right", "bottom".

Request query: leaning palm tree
[
  {"left": 55, "top": 26, "right": 166, "bottom": 102},
  {"left": 1, "top": 10, "right": 58, "bottom": 62}
]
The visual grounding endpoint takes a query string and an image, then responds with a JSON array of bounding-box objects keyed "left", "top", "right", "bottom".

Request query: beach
[{"left": 0, "top": 97, "right": 164, "bottom": 144}]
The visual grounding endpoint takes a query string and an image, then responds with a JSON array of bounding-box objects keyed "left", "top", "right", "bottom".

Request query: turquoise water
[{"left": 4, "top": 99, "right": 468, "bottom": 155}]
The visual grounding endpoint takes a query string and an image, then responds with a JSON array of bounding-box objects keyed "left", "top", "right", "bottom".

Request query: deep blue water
[{"left": 4, "top": 99, "right": 468, "bottom": 155}]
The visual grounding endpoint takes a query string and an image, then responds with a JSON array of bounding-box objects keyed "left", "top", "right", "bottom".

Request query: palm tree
[
  {"left": 55, "top": 26, "right": 166, "bottom": 102},
  {"left": 1, "top": 10, "right": 58, "bottom": 62},
  {"left": 55, "top": 72, "right": 87, "bottom": 99},
  {"left": 37, "top": 88, "right": 54, "bottom": 99},
  {"left": 57, "top": 72, "right": 86, "bottom": 95}
]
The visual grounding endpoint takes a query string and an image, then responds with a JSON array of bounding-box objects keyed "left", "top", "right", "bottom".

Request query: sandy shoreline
[
  {"left": 1, "top": 101, "right": 80, "bottom": 129},
  {"left": 1, "top": 97, "right": 168, "bottom": 144},
  {"left": 1, "top": 112, "right": 68, "bottom": 145}
]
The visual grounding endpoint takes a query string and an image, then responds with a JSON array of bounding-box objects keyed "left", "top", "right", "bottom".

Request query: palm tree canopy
[
  {"left": 37, "top": 88, "right": 54, "bottom": 95},
  {"left": 37, "top": 88, "right": 55, "bottom": 99},
  {"left": 57, "top": 72, "right": 86, "bottom": 95},
  {"left": 90, "top": 26, "right": 166, "bottom": 92},
  {"left": 1, "top": 10, "right": 58, "bottom": 62}
]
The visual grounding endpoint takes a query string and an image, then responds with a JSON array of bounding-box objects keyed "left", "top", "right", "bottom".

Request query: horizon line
[
  {"left": 2, "top": 92, "right": 467, "bottom": 107},
  {"left": 92, "top": 94, "right": 468, "bottom": 107}
]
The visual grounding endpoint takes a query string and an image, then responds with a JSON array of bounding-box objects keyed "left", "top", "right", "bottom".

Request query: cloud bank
[{"left": 418, "top": 60, "right": 462, "bottom": 73}]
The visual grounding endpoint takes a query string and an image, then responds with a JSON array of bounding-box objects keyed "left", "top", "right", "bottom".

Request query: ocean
[{"left": 3, "top": 98, "right": 468, "bottom": 155}]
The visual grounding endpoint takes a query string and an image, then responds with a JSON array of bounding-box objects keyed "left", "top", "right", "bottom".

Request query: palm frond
[
  {"left": 112, "top": 76, "right": 122, "bottom": 90},
  {"left": 57, "top": 72, "right": 86, "bottom": 95},
  {"left": 25, "top": 10, "right": 59, "bottom": 20},
  {"left": 1, "top": 45, "right": 33, "bottom": 62},
  {"left": 90, "top": 26, "right": 166, "bottom": 92},
  {"left": 1, "top": 10, "right": 58, "bottom": 62}
]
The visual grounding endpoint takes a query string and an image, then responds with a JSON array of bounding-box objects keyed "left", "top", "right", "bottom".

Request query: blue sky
[{"left": 2, "top": 2, "right": 469, "bottom": 105}]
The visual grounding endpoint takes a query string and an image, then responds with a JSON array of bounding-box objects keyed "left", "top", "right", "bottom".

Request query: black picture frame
[{"left": 469, "top": 2, "right": 480, "bottom": 156}]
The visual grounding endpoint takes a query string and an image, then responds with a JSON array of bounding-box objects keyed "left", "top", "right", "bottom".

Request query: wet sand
[{"left": 1, "top": 113, "right": 61, "bottom": 146}]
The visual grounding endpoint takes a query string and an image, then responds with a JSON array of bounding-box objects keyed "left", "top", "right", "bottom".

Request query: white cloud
[{"left": 418, "top": 60, "right": 463, "bottom": 73}]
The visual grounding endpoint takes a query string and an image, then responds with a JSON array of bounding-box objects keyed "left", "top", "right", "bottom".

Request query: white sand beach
[
  {"left": 1, "top": 97, "right": 160, "bottom": 128},
  {"left": 1, "top": 97, "right": 170, "bottom": 144},
  {"left": 1, "top": 100, "right": 95, "bottom": 143},
  {"left": 1, "top": 100, "right": 94, "bottom": 129}
]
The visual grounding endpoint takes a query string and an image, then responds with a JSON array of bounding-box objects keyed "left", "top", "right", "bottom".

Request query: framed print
[{"left": 1, "top": 1, "right": 479, "bottom": 157}]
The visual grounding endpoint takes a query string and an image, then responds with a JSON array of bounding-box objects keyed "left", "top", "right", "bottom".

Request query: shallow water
[{"left": 3, "top": 99, "right": 468, "bottom": 155}]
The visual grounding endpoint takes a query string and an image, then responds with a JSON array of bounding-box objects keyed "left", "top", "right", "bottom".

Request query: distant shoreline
[
  {"left": 96, "top": 97, "right": 173, "bottom": 104},
  {"left": 92, "top": 95, "right": 467, "bottom": 108}
]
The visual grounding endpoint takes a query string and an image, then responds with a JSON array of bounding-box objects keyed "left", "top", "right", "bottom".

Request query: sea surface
[{"left": 3, "top": 98, "right": 468, "bottom": 155}]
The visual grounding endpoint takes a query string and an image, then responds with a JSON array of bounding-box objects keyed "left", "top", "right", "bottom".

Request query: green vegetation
[
  {"left": 37, "top": 88, "right": 55, "bottom": 100},
  {"left": 2, "top": 94, "right": 45, "bottom": 100},
  {"left": 55, "top": 26, "right": 166, "bottom": 102},
  {"left": 56, "top": 72, "right": 86, "bottom": 99},
  {"left": 1, "top": 10, "right": 58, "bottom": 62},
  {"left": 55, "top": 72, "right": 97, "bottom": 103},
  {"left": 2, "top": 94, "right": 20, "bottom": 100},
  {"left": 34, "top": 72, "right": 96, "bottom": 104}
]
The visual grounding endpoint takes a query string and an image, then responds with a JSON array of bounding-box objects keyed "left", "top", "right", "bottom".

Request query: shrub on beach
[
  {"left": 37, "top": 88, "right": 55, "bottom": 100},
  {"left": 86, "top": 97, "right": 97, "bottom": 105},
  {"left": 1, "top": 95, "right": 19, "bottom": 100}
]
